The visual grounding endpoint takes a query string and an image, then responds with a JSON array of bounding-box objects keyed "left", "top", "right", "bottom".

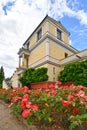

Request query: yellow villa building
[{"left": 11, "top": 15, "right": 87, "bottom": 88}]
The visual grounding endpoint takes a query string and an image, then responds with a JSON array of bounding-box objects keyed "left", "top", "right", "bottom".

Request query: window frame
[
  {"left": 37, "top": 28, "right": 42, "bottom": 41},
  {"left": 57, "top": 28, "right": 61, "bottom": 40}
]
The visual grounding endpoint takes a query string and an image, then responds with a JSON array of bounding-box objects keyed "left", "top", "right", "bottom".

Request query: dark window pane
[
  {"left": 27, "top": 42, "right": 29, "bottom": 50},
  {"left": 37, "top": 28, "right": 42, "bottom": 41},
  {"left": 57, "top": 29, "right": 61, "bottom": 40},
  {"left": 65, "top": 53, "right": 68, "bottom": 58}
]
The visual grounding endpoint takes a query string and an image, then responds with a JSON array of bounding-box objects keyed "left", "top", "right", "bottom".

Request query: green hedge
[
  {"left": 19, "top": 67, "right": 48, "bottom": 88},
  {"left": 58, "top": 60, "right": 87, "bottom": 87}
]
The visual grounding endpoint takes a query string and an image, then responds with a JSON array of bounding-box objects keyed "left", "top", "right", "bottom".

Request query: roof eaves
[
  {"left": 23, "top": 15, "right": 71, "bottom": 46},
  {"left": 23, "top": 15, "right": 49, "bottom": 45},
  {"left": 47, "top": 16, "right": 70, "bottom": 35}
]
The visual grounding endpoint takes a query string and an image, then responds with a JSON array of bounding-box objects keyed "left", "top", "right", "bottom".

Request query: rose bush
[
  {"left": 0, "top": 82, "right": 87, "bottom": 130},
  {"left": 0, "top": 88, "right": 12, "bottom": 103}
]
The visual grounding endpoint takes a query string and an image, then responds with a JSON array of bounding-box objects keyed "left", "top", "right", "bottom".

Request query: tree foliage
[
  {"left": 58, "top": 60, "right": 87, "bottom": 87},
  {"left": 19, "top": 67, "right": 48, "bottom": 88},
  {"left": 0, "top": 66, "right": 5, "bottom": 88}
]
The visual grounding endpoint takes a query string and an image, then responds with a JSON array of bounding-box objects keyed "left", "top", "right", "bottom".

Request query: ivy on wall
[
  {"left": 58, "top": 60, "right": 87, "bottom": 87},
  {"left": 19, "top": 67, "right": 48, "bottom": 88}
]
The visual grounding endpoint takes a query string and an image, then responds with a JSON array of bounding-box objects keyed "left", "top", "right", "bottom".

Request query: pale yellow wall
[
  {"left": 63, "top": 34, "right": 69, "bottom": 44},
  {"left": 49, "top": 22, "right": 55, "bottom": 36},
  {"left": 29, "top": 43, "right": 46, "bottom": 66},
  {"left": 55, "top": 22, "right": 69, "bottom": 44},
  {"left": 47, "top": 64, "right": 62, "bottom": 81},
  {"left": 11, "top": 71, "right": 19, "bottom": 88},
  {"left": 24, "top": 58, "right": 26, "bottom": 67},
  {"left": 23, "top": 55, "right": 28, "bottom": 68},
  {"left": 24, "top": 22, "right": 47, "bottom": 49},
  {"left": 42, "top": 22, "right": 46, "bottom": 35},
  {"left": 3, "top": 80, "right": 9, "bottom": 89},
  {"left": 36, "top": 64, "right": 48, "bottom": 68},
  {"left": 48, "top": 21, "right": 69, "bottom": 44},
  {"left": 49, "top": 42, "right": 71, "bottom": 60},
  {"left": 23, "top": 20, "right": 69, "bottom": 51},
  {"left": 56, "top": 22, "right": 63, "bottom": 29},
  {"left": 30, "top": 34, "right": 36, "bottom": 48},
  {"left": 16, "top": 17, "right": 71, "bottom": 84}
]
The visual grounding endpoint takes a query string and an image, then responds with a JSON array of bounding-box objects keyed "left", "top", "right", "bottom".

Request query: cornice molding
[
  {"left": 29, "top": 32, "right": 78, "bottom": 54},
  {"left": 29, "top": 56, "right": 60, "bottom": 68},
  {"left": 18, "top": 47, "right": 30, "bottom": 57}
]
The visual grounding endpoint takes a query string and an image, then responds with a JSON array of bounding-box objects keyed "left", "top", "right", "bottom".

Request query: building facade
[{"left": 11, "top": 15, "right": 87, "bottom": 88}]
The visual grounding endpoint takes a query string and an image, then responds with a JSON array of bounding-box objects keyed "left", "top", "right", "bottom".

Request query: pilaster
[
  {"left": 46, "top": 21, "right": 49, "bottom": 32},
  {"left": 46, "top": 40, "right": 50, "bottom": 60}
]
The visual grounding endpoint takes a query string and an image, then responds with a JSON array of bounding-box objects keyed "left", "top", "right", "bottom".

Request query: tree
[
  {"left": 19, "top": 67, "right": 48, "bottom": 88},
  {"left": 58, "top": 60, "right": 87, "bottom": 87},
  {"left": 0, "top": 66, "right": 5, "bottom": 88}
]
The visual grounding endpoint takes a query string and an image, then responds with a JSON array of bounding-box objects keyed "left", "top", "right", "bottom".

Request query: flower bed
[{"left": 0, "top": 82, "right": 87, "bottom": 130}]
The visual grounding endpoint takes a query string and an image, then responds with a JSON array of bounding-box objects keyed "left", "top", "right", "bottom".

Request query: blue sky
[
  {"left": 0, "top": 0, "right": 87, "bottom": 77},
  {"left": 61, "top": 15, "right": 87, "bottom": 50},
  {"left": 2, "top": 1, "right": 15, "bottom": 15}
]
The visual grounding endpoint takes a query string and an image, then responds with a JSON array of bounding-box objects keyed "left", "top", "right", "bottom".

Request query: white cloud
[
  {"left": 76, "top": 10, "right": 87, "bottom": 26},
  {"left": 69, "top": 39, "right": 72, "bottom": 45},
  {"left": 0, "top": 0, "right": 87, "bottom": 78},
  {"left": 47, "top": 0, "right": 87, "bottom": 26},
  {"left": 0, "top": 0, "right": 47, "bottom": 78}
]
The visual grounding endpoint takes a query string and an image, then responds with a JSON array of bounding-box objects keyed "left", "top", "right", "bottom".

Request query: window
[
  {"left": 65, "top": 53, "right": 68, "bottom": 58},
  {"left": 53, "top": 67, "right": 56, "bottom": 74},
  {"left": 37, "top": 28, "right": 42, "bottom": 41},
  {"left": 26, "top": 42, "right": 30, "bottom": 50},
  {"left": 57, "top": 29, "right": 61, "bottom": 40}
]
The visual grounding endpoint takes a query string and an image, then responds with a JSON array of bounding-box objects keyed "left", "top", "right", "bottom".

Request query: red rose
[
  {"left": 56, "top": 81, "right": 62, "bottom": 85},
  {"left": 26, "top": 101, "right": 32, "bottom": 108},
  {"left": 68, "top": 95, "right": 74, "bottom": 101},
  {"left": 76, "top": 90, "right": 85, "bottom": 98},
  {"left": 22, "top": 109, "right": 32, "bottom": 118},
  {"left": 30, "top": 104, "right": 39, "bottom": 111},
  {"left": 62, "top": 100, "right": 71, "bottom": 107},
  {"left": 77, "top": 85, "right": 84, "bottom": 90},
  {"left": 22, "top": 94, "right": 29, "bottom": 102},
  {"left": 23, "top": 86, "right": 29, "bottom": 93},
  {"left": 20, "top": 102, "right": 26, "bottom": 109},
  {"left": 73, "top": 107, "right": 80, "bottom": 115}
]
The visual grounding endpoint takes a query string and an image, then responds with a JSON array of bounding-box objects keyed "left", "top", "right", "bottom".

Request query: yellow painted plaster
[
  {"left": 29, "top": 43, "right": 46, "bottom": 66},
  {"left": 49, "top": 22, "right": 55, "bottom": 36},
  {"left": 11, "top": 72, "right": 19, "bottom": 88},
  {"left": 47, "top": 63, "right": 62, "bottom": 81},
  {"left": 64, "top": 34, "right": 69, "bottom": 44},
  {"left": 42, "top": 22, "right": 46, "bottom": 35},
  {"left": 30, "top": 34, "right": 36, "bottom": 48}
]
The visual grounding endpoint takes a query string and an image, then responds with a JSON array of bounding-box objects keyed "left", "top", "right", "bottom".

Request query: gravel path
[{"left": 0, "top": 100, "right": 37, "bottom": 130}]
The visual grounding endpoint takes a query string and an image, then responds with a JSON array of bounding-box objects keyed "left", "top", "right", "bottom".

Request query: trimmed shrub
[
  {"left": 19, "top": 67, "right": 48, "bottom": 88},
  {"left": 58, "top": 60, "right": 87, "bottom": 87}
]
